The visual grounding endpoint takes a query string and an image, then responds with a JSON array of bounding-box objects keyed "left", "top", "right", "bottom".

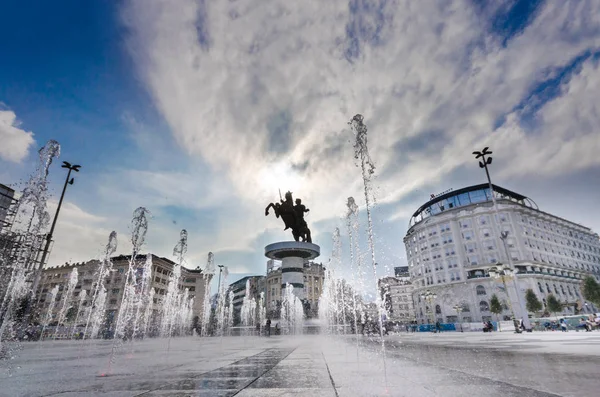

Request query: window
[
  {"left": 446, "top": 258, "right": 458, "bottom": 268},
  {"left": 484, "top": 240, "right": 496, "bottom": 251},
  {"left": 109, "top": 299, "right": 117, "bottom": 304},
  {"left": 112, "top": 288, "right": 120, "bottom": 294},
  {"left": 479, "top": 301, "right": 490, "bottom": 312},
  {"left": 479, "top": 215, "right": 490, "bottom": 225},
  {"left": 476, "top": 285, "right": 486, "bottom": 296},
  {"left": 460, "top": 219, "right": 472, "bottom": 229},
  {"left": 462, "top": 231, "right": 474, "bottom": 240},
  {"left": 435, "top": 305, "right": 442, "bottom": 314}
]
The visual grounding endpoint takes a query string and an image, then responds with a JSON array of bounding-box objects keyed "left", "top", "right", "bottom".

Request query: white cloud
[
  {"left": 44, "top": 199, "right": 117, "bottom": 267},
  {"left": 39, "top": 0, "right": 595, "bottom": 277},
  {"left": 0, "top": 109, "right": 35, "bottom": 163},
  {"left": 122, "top": 0, "right": 600, "bottom": 213}
]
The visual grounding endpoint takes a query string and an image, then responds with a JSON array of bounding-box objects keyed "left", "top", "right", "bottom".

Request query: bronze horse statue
[{"left": 265, "top": 191, "right": 312, "bottom": 243}]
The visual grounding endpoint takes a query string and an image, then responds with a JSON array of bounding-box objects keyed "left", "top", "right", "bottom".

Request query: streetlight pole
[
  {"left": 453, "top": 304, "right": 463, "bottom": 332},
  {"left": 217, "top": 264, "right": 224, "bottom": 298},
  {"left": 420, "top": 290, "right": 437, "bottom": 331},
  {"left": 489, "top": 265, "right": 522, "bottom": 333},
  {"left": 472, "top": 148, "right": 531, "bottom": 331},
  {"left": 32, "top": 161, "right": 81, "bottom": 299},
  {"left": 500, "top": 232, "right": 531, "bottom": 330},
  {"left": 472, "top": 147, "right": 497, "bottom": 207}
]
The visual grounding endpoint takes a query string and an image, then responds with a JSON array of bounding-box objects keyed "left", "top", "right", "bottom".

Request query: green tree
[
  {"left": 489, "top": 294, "right": 503, "bottom": 330},
  {"left": 546, "top": 294, "right": 562, "bottom": 320},
  {"left": 525, "top": 289, "right": 543, "bottom": 315},
  {"left": 65, "top": 306, "right": 78, "bottom": 323},
  {"left": 581, "top": 276, "right": 600, "bottom": 307}
]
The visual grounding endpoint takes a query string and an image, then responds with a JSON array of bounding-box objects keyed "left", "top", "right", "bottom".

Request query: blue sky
[{"left": 1, "top": 0, "right": 600, "bottom": 294}]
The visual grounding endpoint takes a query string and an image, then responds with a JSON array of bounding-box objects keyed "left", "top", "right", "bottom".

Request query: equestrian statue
[{"left": 265, "top": 191, "right": 312, "bottom": 243}]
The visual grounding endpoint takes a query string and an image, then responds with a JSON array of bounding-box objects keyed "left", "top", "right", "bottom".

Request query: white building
[
  {"left": 404, "top": 183, "right": 600, "bottom": 324},
  {"left": 0, "top": 183, "right": 16, "bottom": 231},
  {"left": 265, "top": 260, "right": 324, "bottom": 318},
  {"left": 36, "top": 254, "right": 211, "bottom": 333},
  {"left": 378, "top": 276, "right": 415, "bottom": 323}
]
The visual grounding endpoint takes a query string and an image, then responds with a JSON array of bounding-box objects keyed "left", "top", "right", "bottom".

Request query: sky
[{"left": 1, "top": 0, "right": 600, "bottom": 293}]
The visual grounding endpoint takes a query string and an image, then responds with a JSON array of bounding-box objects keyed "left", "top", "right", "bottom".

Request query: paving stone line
[
  {"left": 321, "top": 351, "right": 340, "bottom": 397},
  {"left": 133, "top": 347, "right": 296, "bottom": 397},
  {"left": 360, "top": 338, "right": 564, "bottom": 397}
]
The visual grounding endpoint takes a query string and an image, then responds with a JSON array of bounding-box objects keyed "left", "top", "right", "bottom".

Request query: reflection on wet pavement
[
  {"left": 137, "top": 348, "right": 295, "bottom": 396},
  {"left": 4, "top": 334, "right": 598, "bottom": 397}
]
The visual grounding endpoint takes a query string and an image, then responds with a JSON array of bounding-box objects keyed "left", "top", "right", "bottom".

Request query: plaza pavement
[{"left": 0, "top": 332, "right": 598, "bottom": 397}]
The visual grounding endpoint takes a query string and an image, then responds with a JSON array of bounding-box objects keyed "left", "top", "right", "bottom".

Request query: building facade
[
  {"left": 35, "top": 254, "right": 211, "bottom": 331},
  {"left": 0, "top": 183, "right": 16, "bottom": 231},
  {"left": 379, "top": 276, "right": 415, "bottom": 323},
  {"left": 265, "top": 260, "right": 325, "bottom": 317},
  {"left": 405, "top": 184, "right": 600, "bottom": 324},
  {"left": 229, "top": 275, "right": 265, "bottom": 312}
]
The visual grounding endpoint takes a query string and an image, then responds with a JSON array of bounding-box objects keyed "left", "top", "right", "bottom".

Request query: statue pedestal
[{"left": 265, "top": 241, "right": 320, "bottom": 300}]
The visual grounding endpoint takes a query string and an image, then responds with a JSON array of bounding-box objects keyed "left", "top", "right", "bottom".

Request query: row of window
[
  {"left": 520, "top": 216, "right": 598, "bottom": 245},
  {"left": 537, "top": 282, "right": 579, "bottom": 298}
]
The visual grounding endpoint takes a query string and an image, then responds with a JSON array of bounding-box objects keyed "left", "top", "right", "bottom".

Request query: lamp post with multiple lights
[
  {"left": 453, "top": 304, "right": 464, "bottom": 332},
  {"left": 32, "top": 161, "right": 81, "bottom": 298},
  {"left": 217, "top": 264, "right": 225, "bottom": 298},
  {"left": 420, "top": 290, "right": 437, "bottom": 327},
  {"left": 488, "top": 264, "right": 523, "bottom": 332},
  {"left": 472, "top": 148, "right": 531, "bottom": 331}
]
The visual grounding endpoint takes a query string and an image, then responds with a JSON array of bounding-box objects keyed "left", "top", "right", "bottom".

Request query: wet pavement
[{"left": 0, "top": 333, "right": 597, "bottom": 396}]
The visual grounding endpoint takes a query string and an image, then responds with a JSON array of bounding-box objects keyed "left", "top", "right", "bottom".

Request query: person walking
[
  {"left": 266, "top": 318, "right": 271, "bottom": 337},
  {"left": 559, "top": 318, "right": 568, "bottom": 332}
]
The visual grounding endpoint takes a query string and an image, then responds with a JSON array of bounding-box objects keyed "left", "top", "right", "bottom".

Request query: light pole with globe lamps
[
  {"left": 217, "top": 264, "right": 225, "bottom": 298},
  {"left": 488, "top": 264, "right": 522, "bottom": 333},
  {"left": 32, "top": 161, "right": 81, "bottom": 299},
  {"left": 473, "top": 147, "right": 531, "bottom": 331},
  {"left": 453, "top": 304, "right": 464, "bottom": 332},
  {"left": 420, "top": 290, "right": 437, "bottom": 330}
]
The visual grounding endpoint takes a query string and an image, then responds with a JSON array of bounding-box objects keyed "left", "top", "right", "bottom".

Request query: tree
[
  {"left": 525, "top": 289, "right": 543, "bottom": 315},
  {"left": 546, "top": 294, "right": 562, "bottom": 320},
  {"left": 65, "top": 306, "right": 77, "bottom": 323},
  {"left": 581, "top": 276, "right": 600, "bottom": 307},
  {"left": 489, "top": 294, "right": 503, "bottom": 330},
  {"left": 490, "top": 294, "right": 503, "bottom": 318}
]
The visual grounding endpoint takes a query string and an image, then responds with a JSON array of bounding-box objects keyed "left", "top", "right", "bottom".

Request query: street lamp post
[
  {"left": 489, "top": 264, "right": 522, "bottom": 333},
  {"left": 217, "top": 264, "right": 224, "bottom": 298},
  {"left": 472, "top": 148, "right": 531, "bottom": 331},
  {"left": 453, "top": 304, "right": 464, "bottom": 332},
  {"left": 472, "top": 147, "right": 496, "bottom": 207},
  {"left": 32, "top": 161, "right": 81, "bottom": 299},
  {"left": 420, "top": 290, "right": 437, "bottom": 331}
]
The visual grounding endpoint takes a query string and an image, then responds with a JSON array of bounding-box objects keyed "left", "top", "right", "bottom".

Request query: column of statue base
[{"left": 265, "top": 241, "right": 320, "bottom": 300}]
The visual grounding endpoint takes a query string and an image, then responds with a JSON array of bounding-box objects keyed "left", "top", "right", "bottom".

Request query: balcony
[{"left": 466, "top": 270, "right": 488, "bottom": 279}]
